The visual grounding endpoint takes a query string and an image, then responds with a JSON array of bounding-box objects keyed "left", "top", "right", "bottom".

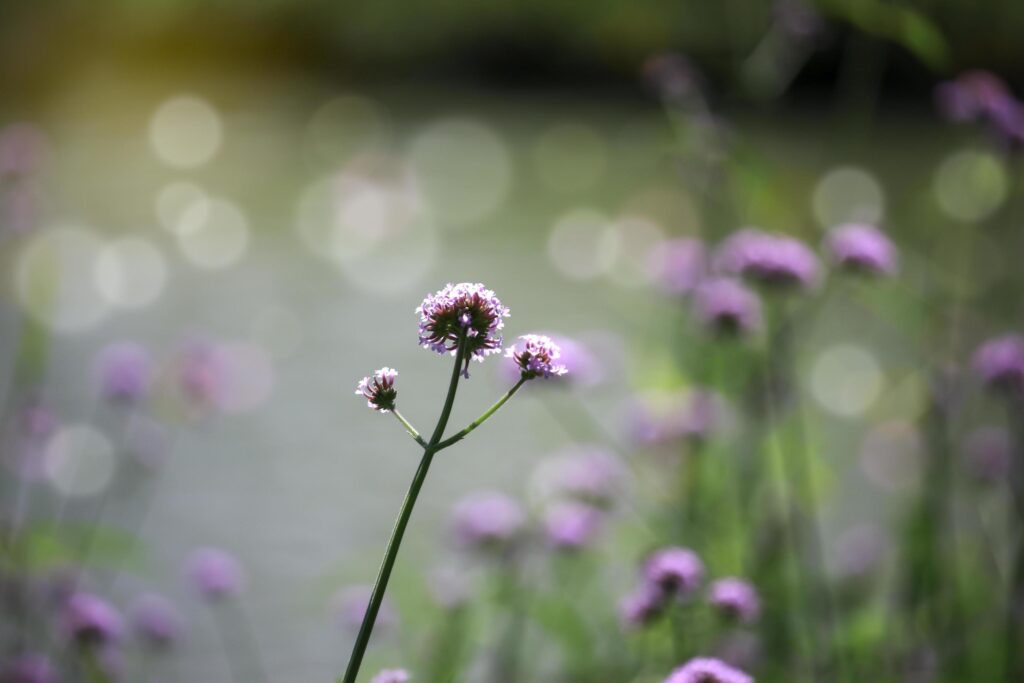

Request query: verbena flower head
[
  {"left": 184, "top": 547, "right": 245, "bottom": 602},
  {"left": 648, "top": 237, "right": 706, "bottom": 296},
  {"left": 619, "top": 583, "right": 666, "bottom": 630},
  {"left": 708, "top": 578, "right": 761, "bottom": 624},
  {"left": 96, "top": 342, "right": 153, "bottom": 404},
  {"left": 61, "top": 593, "right": 124, "bottom": 648},
  {"left": 715, "top": 228, "right": 819, "bottom": 289},
  {"left": 972, "top": 334, "right": 1024, "bottom": 394},
  {"left": 543, "top": 501, "right": 604, "bottom": 552},
  {"left": 825, "top": 223, "right": 898, "bottom": 276},
  {"left": 498, "top": 334, "right": 603, "bottom": 387},
  {"left": 356, "top": 367, "right": 398, "bottom": 412},
  {"left": 964, "top": 426, "right": 1011, "bottom": 484},
  {"left": 645, "top": 547, "right": 705, "bottom": 597},
  {"left": 693, "top": 278, "right": 762, "bottom": 336},
  {"left": 1, "top": 653, "right": 59, "bottom": 683},
  {"left": 129, "top": 593, "right": 183, "bottom": 650},
  {"left": 663, "top": 657, "right": 753, "bottom": 683},
  {"left": 372, "top": 669, "right": 410, "bottom": 683},
  {"left": 936, "top": 71, "right": 1024, "bottom": 148},
  {"left": 505, "top": 334, "right": 568, "bottom": 380},
  {"left": 451, "top": 491, "right": 525, "bottom": 551},
  {"left": 416, "top": 282, "right": 509, "bottom": 377}
]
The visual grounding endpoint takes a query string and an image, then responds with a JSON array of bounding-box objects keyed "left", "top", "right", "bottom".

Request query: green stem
[
  {"left": 340, "top": 341, "right": 467, "bottom": 683},
  {"left": 435, "top": 378, "right": 528, "bottom": 451},
  {"left": 391, "top": 409, "right": 426, "bottom": 447}
]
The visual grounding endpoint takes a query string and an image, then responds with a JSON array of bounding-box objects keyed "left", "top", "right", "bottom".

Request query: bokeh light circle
[
  {"left": 532, "top": 122, "right": 608, "bottom": 193},
  {"left": 44, "top": 424, "right": 116, "bottom": 498},
  {"left": 408, "top": 118, "right": 511, "bottom": 227},
  {"left": 547, "top": 208, "right": 619, "bottom": 281},
  {"left": 812, "top": 166, "right": 885, "bottom": 229},
  {"left": 176, "top": 198, "right": 250, "bottom": 269},
  {"left": 607, "top": 216, "right": 666, "bottom": 288},
  {"left": 156, "top": 181, "right": 208, "bottom": 234},
  {"left": 149, "top": 95, "right": 223, "bottom": 169},
  {"left": 15, "top": 226, "right": 109, "bottom": 333},
  {"left": 933, "top": 148, "right": 1008, "bottom": 222},
  {"left": 810, "top": 344, "right": 884, "bottom": 417},
  {"left": 94, "top": 237, "right": 168, "bottom": 309}
]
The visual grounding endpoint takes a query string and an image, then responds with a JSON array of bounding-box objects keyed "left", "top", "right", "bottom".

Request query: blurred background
[{"left": 2, "top": 1, "right": 1024, "bottom": 682}]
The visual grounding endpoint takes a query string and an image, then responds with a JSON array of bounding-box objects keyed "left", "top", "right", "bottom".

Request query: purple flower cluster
[
  {"left": 714, "top": 228, "right": 819, "bottom": 289},
  {"left": 708, "top": 578, "right": 761, "bottom": 624},
  {"left": 505, "top": 334, "right": 568, "bottom": 380},
  {"left": 0, "top": 653, "right": 58, "bottom": 683},
  {"left": 416, "top": 283, "right": 510, "bottom": 376},
  {"left": 129, "top": 593, "right": 183, "bottom": 649},
  {"left": 450, "top": 491, "right": 525, "bottom": 552},
  {"left": 824, "top": 223, "right": 898, "bottom": 276},
  {"left": 663, "top": 657, "right": 753, "bottom": 683},
  {"left": 693, "top": 278, "right": 762, "bottom": 337},
  {"left": 621, "top": 546, "right": 706, "bottom": 629},
  {"left": 972, "top": 334, "right": 1024, "bottom": 394},
  {"left": 61, "top": 593, "right": 124, "bottom": 648},
  {"left": 936, "top": 70, "right": 1024, "bottom": 148},
  {"left": 372, "top": 669, "right": 410, "bottom": 683},
  {"left": 532, "top": 446, "right": 625, "bottom": 509},
  {"left": 96, "top": 342, "right": 153, "bottom": 404},
  {"left": 543, "top": 501, "right": 604, "bottom": 552},
  {"left": 184, "top": 547, "right": 245, "bottom": 602},
  {"left": 356, "top": 367, "right": 399, "bottom": 412}
]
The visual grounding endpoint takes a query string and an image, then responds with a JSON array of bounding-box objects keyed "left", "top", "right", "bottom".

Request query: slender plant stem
[
  {"left": 435, "top": 378, "right": 527, "bottom": 451},
  {"left": 391, "top": 410, "right": 426, "bottom": 447},
  {"left": 341, "top": 340, "right": 466, "bottom": 683}
]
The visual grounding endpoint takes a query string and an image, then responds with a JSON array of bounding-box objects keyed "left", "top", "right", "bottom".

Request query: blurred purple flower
[
  {"left": 417, "top": 282, "right": 509, "bottom": 377},
  {"left": 936, "top": 71, "right": 1024, "bottom": 148},
  {"left": 824, "top": 223, "right": 898, "bottom": 276},
  {"left": 371, "top": 669, "right": 410, "bottom": 683},
  {"left": 450, "top": 491, "right": 525, "bottom": 551},
  {"left": 356, "top": 367, "right": 399, "bottom": 412},
  {"left": 972, "top": 334, "right": 1024, "bottom": 394},
  {"left": 505, "top": 334, "right": 567, "bottom": 380},
  {"left": 708, "top": 578, "right": 761, "bottom": 624},
  {"left": 693, "top": 278, "right": 762, "bottom": 336},
  {"left": 184, "top": 547, "right": 245, "bottom": 602},
  {"left": 648, "top": 238, "right": 706, "bottom": 296},
  {"left": 178, "top": 340, "right": 227, "bottom": 410},
  {"left": 531, "top": 446, "right": 625, "bottom": 508},
  {"left": 963, "top": 426, "right": 1012, "bottom": 484},
  {"left": 61, "top": 593, "right": 124, "bottom": 648},
  {"left": 96, "top": 342, "right": 153, "bottom": 404},
  {"left": 619, "top": 583, "right": 666, "bottom": 630},
  {"left": 0, "top": 123, "right": 48, "bottom": 178},
  {"left": 645, "top": 547, "right": 704, "bottom": 598},
  {"left": 129, "top": 593, "right": 183, "bottom": 649},
  {"left": 333, "top": 585, "right": 398, "bottom": 632},
  {"left": 543, "top": 501, "right": 604, "bottom": 552},
  {"left": 664, "top": 657, "right": 753, "bottom": 683},
  {"left": 0, "top": 653, "right": 58, "bottom": 683},
  {"left": 715, "top": 228, "right": 819, "bottom": 289}
]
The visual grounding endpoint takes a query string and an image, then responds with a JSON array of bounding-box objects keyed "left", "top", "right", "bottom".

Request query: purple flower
[
  {"left": 355, "top": 367, "right": 399, "bottom": 412},
  {"left": 96, "top": 342, "right": 153, "bottom": 404},
  {"left": 531, "top": 446, "right": 625, "bottom": 508},
  {"left": 372, "top": 669, "right": 410, "bottom": 683},
  {"left": 184, "top": 547, "right": 245, "bottom": 602},
  {"left": 936, "top": 71, "right": 1024, "bottom": 147},
  {"left": 543, "top": 501, "right": 604, "bottom": 552},
  {"left": 416, "top": 283, "right": 510, "bottom": 377},
  {"left": 648, "top": 238, "right": 707, "bottom": 296},
  {"left": 972, "top": 334, "right": 1024, "bottom": 394},
  {"left": 708, "top": 578, "right": 760, "bottom": 624},
  {"left": 450, "top": 491, "right": 525, "bottom": 551},
  {"left": 645, "top": 547, "right": 704, "bottom": 597},
  {"left": 178, "top": 340, "right": 227, "bottom": 410},
  {"left": 505, "top": 334, "right": 567, "bottom": 380},
  {"left": 619, "top": 583, "right": 666, "bottom": 630},
  {"left": 498, "top": 334, "right": 603, "bottom": 388},
  {"left": 824, "top": 223, "right": 897, "bottom": 276},
  {"left": 129, "top": 593, "right": 183, "bottom": 649},
  {"left": 333, "top": 585, "right": 398, "bottom": 632},
  {"left": 715, "top": 228, "right": 819, "bottom": 289},
  {"left": 693, "top": 278, "right": 762, "bottom": 336},
  {"left": 0, "top": 653, "right": 58, "bottom": 683},
  {"left": 61, "top": 593, "right": 124, "bottom": 647},
  {"left": 664, "top": 657, "right": 753, "bottom": 683},
  {"left": 963, "top": 426, "right": 1012, "bottom": 484}
]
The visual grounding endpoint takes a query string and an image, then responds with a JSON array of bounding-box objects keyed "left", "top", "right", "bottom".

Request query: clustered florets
[
  {"left": 714, "top": 228, "right": 820, "bottom": 289},
  {"left": 506, "top": 334, "right": 567, "bottom": 380},
  {"left": 663, "top": 657, "right": 753, "bottom": 683},
  {"left": 356, "top": 368, "right": 399, "bottom": 412},
  {"left": 416, "top": 283, "right": 510, "bottom": 377}
]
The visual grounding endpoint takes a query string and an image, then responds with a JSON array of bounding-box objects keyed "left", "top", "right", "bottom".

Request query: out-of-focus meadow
[{"left": 2, "top": 2, "right": 1024, "bottom": 682}]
